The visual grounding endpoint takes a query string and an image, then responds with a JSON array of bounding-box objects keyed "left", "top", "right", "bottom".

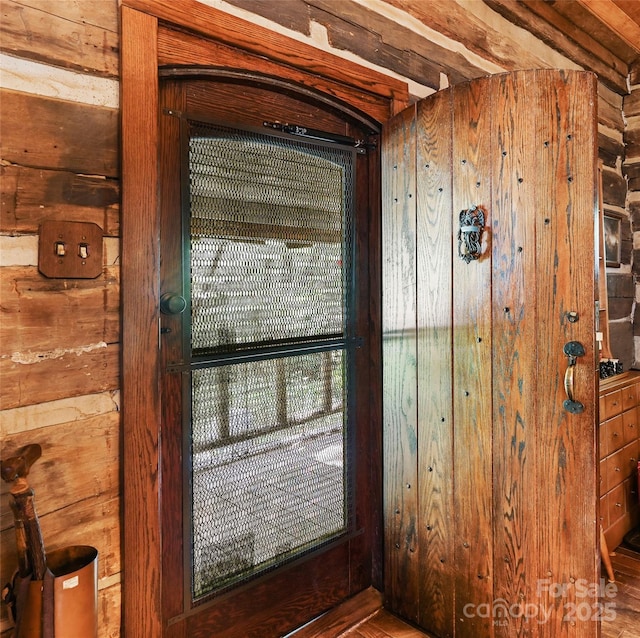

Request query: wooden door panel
[
  {"left": 490, "top": 71, "right": 539, "bottom": 638},
  {"left": 415, "top": 88, "right": 454, "bottom": 638},
  {"left": 533, "top": 70, "right": 598, "bottom": 638},
  {"left": 451, "top": 77, "right": 495, "bottom": 638},
  {"left": 381, "top": 104, "right": 419, "bottom": 622},
  {"left": 382, "top": 69, "right": 598, "bottom": 638}
]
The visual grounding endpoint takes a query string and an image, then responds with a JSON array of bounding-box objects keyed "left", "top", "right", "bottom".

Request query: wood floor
[
  {"left": 601, "top": 546, "right": 640, "bottom": 638},
  {"left": 292, "top": 547, "right": 640, "bottom": 638}
]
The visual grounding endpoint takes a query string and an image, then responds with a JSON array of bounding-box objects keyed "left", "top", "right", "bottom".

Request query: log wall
[
  {"left": 0, "top": 1, "right": 120, "bottom": 635},
  {"left": 628, "top": 66, "right": 640, "bottom": 365},
  {"left": 0, "top": 0, "right": 634, "bottom": 635}
]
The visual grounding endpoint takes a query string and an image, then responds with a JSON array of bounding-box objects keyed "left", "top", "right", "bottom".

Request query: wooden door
[{"left": 382, "top": 70, "right": 599, "bottom": 638}]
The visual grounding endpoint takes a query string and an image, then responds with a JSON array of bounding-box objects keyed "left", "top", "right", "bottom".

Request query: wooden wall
[
  {"left": 0, "top": 1, "right": 634, "bottom": 635},
  {"left": 0, "top": 1, "right": 120, "bottom": 635},
  {"left": 628, "top": 67, "right": 640, "bottom": 363}
]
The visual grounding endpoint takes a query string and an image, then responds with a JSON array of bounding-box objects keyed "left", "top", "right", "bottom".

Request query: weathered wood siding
[
  {"left": 0, "top": 0, "right": 634, "bottom": 635},
  {"left": 0, "top": 1, "right": 120, "bottom": 636}
]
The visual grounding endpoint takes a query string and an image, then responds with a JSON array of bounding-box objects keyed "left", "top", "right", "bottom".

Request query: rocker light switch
[{"left": 38, "top": 220, "right": 103, "bottom": 279}]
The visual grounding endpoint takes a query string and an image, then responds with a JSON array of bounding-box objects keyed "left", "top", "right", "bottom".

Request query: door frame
[{"left": 120, "top": 2, "right": 409, "bottom": 635}]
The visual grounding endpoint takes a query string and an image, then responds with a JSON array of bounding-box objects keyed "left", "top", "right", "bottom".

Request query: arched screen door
[{"left": 158, "top": 77, "right": 380, "bottom": 636}]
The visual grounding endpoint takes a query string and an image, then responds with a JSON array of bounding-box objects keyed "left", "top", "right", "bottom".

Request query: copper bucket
[
  {"left": 49, "top": 545, "right": 97, "bottom": 637},
  {"left": 14, "top": 546, "right": 98, "bottom": 638}
]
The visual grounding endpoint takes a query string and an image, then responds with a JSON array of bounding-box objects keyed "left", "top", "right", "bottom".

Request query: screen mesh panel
[
  {"left": 189, "top": 124, "right": 353, "bottom": 353},
  {"left": 186, "top": 122, "right": 355, "bottom": 601},
  {"left": 191, "top": 353, "right": 346, "bottom": 597}
]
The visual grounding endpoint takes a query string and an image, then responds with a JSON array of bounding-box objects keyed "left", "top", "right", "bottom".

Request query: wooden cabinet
[{"left": 599, "top": 371, "right": 640, "bottom": 549}]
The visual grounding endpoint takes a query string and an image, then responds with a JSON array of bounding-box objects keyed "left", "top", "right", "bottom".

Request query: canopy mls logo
[{"left": 462, "top": 579, "right": 618, "bottom": 626}]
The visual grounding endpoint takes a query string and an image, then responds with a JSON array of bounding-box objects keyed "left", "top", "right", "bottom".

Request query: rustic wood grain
[
  {"left": 157, "top": 80, "right": 186, "bottom": 625},
  {"left": 0, "top": 164, "right": 119, "bottom": 236},
  {"left": 98, "top": 580, "right": 122, "bottom": 638},
  {"left": 123, "top": 0, "right": 409, "bottom": 114},
  {"left": 383, "top": 0, "right": 572, "bottom": 79},
  {"left": 382, "top": 70, "right": 599, "bottom": 638},
  {"left": 227, "top": 0, "right": 444, "bottom": 90},
  {"left": 352, "top": 143, "right": 382, "bottom": 595},
  {"left": 490, "top": 71, "right": 539, "bottom": 638},
  {"left": 0, "top": 266, "right": 119, "bottom": 356},
  {"left": 0, "top": 90, "right": 118, "bottom": 177},
  {"left": 576, "top": 0, "right": 640, "bottom": 56},
  {"left": 185, "top": 544, "right": 351, "bottom": 638},
  {"left": 225, "top": 0, "right": 313, "bottom": 36},
  {"left": 0, "top": 0, "right": 119, "bottom": 77},
  {"left": 181, "top": 78, "right": 366, "bottom": 140},
  {"left": 602, "top": 167, "right": 628, "bottom": 208},
  {"left": 306, "top": 0, "right": 482, "bottom": 88},
  {"left": 288, "top": 587, "right": 383, "bottom": 638},
  {"left": 598, "top": 132, "right": 625, "bottom": 168},
  {"left": 533, "top": 70, "right": 598, "bottom": 638},
  {"left": 0, "top": 413, "right": 120, "bottom": 531},
  {"left": 625, "top": 128, "right": 640, "bottom": 163},
  {"left": 363, "top": 610, "right": 432, "bottom": 637},
  {"left": 521, "top": 0, "right": 628, "bottom": 73},
  {"left": 157, "top": 26, "right": 396, "bottom": 129},
  {"left": 0, "top": 343, "right": 119, "bottom": 410},
  {"left": 382, "top": 104, "right": 419, "bottom": 624},
  {"left": 120, "top": 7, "right": 162, "bottom": 638},
  {"left": 8, "top": 0, "right": 118, "bottom": 33},
  {"left": 598, "top": 91, "right": 625, "bottom": 132},
  {"left": 623, "top": 89, "right": 640, "bottom": 118},
  {"left": 451, "top": 76, "right": 494, "bottom": 638},
  {"left": 414, "top": 88, "right": 454, "bottom": 638},
  {"left": 600, "top": 547, "right": 640, "bottom": 638},
  {"left": 483, "top": 0, "right": 628, "bottom": 94},
  {"left": 549, "top": 0, "right": 639, "bottom": 65}
]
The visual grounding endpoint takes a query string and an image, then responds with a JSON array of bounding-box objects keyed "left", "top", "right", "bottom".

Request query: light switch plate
[{"left": 38, "top": 220, "right": 103, "bottom": 279}]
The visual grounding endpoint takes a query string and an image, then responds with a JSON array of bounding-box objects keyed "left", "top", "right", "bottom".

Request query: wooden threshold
[{"left": 286, "top": 587, "right": 433, "bottom": 638}]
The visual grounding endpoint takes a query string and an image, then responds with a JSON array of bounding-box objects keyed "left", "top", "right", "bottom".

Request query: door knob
[{"left": 160, "top": 293, "right": 186, "bottom": 315}]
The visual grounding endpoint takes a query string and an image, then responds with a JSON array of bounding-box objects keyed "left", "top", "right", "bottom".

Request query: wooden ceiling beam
[
  {"left": 521, "top": 0, "right": 628, "bottom": 74},
  {"left": 576, "top": 0, "right": 640, "bottom": 56},
  {"left": 484, "top": 0, "right": 628, "bottom": 94}
]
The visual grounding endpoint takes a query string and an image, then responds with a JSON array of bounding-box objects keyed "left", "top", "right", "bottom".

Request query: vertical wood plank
[
  {"left": 534, "top": 70, "right": 598, "bottom": 638},
  {"left": 158, "top": 81, "right": 188, "bottom": 628},
  {"left": 415, "top": 90, "right": 455, "bottom": 638},
  {"left": 451, "top": 77, "right": 494, "bottom": 638},
  {"left": 490, "top": 71, "right": 540, "bottom": 638},
  {"left": 382, "top": 105, "right": 419, "bottom": 622},
  {"left": 120, "top": 7, "right": 162, "bottom": 638}
]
